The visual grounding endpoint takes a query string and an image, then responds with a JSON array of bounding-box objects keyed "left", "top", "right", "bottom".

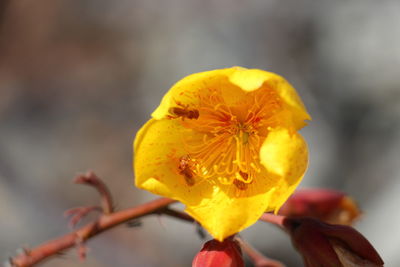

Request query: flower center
[{"left": 171, "top": 87, "right": 283, "bottom": 188}]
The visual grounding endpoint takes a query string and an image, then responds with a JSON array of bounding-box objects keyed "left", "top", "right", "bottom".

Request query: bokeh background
[{"left": 1, "top": 0, "right": 399, "bottom": 266}]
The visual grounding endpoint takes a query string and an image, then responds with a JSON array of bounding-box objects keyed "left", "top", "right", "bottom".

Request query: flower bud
[
  {"left": 192, "top": 238, "right": 244, "bottom": 267},
  {"left": 279, "top": 189, "right": 360, "bottom": 225},
  {"left": 283, "top": 217, "right": 384, "bottom": 267}
]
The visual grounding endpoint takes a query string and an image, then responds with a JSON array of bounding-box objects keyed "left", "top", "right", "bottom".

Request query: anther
[
  {"left": 238, "top": 171, "right": 249, "bottom": 181},
  {"left": 233, "top": 179, "right": 248, "bottom": 190}
]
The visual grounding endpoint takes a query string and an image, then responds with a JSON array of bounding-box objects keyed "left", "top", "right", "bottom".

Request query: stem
[
  {"left": 74, "top": 172, "right": 114, "bottom": 214},
  {"left": 160, "top": 207, "right": 195, "bottom": 223},
  {"left": 11, "top": 197, "right": 176, "bottom": 267},
  {"left": 259, "top": 213, "right": 286, "bottom": 228},
  {"left": 236, "top": 237, "right": 285, "bottom": 267}
]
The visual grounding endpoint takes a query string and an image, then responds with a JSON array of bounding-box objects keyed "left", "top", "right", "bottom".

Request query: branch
[
  {"left": 259, "top": 213, "right": 286, "bottom": 229},
  {"left": 158, "top": 207, "right": 195, "bottom": 223},
  {"left": 235, "top": 236, "right": 285, "bottom": 267},
  {"left": 74, "top": 172, "right": 114, "bottom": 214},
  {"left": 9, "top": 173, "right": 178, "bottom": 267},
  {"left": 11, "top": 197, "right": 176, "bottom": 266}
]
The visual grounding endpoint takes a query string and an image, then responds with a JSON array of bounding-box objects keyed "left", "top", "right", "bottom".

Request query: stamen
[{"left": 178, "top": 87, "right": 283, "bottom": 187}]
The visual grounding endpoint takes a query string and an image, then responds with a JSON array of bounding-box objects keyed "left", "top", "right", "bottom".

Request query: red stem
[
  {"left": 11, "top": 198, "right": 176, "bottom": 267},
  {"left": 259, "top": 213, "right": 286, "bottom": 228},
  {"left": 74, "top": 172, "right": 114, "bottom": 214},
  {"left": 160, "top": 207, "right": 195, "bottom": 223},
  {"left": 236, "top": 237, "right": 285, "bottom": 267}
]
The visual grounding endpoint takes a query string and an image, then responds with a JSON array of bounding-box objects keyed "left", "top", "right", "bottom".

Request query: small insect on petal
[
  {"left": 178, "top": 155, "right": 197, "bottom": 186},
  {"left": 233, "top": 179, "right": 248, "bottom": 190},
  {"left": 168, "top": 101, "right": 199, "bottom": 120}
]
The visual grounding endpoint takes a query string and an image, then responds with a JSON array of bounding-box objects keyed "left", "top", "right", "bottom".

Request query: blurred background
[{"left": 1, "top": 0, "right": 399, "bottom": 266}]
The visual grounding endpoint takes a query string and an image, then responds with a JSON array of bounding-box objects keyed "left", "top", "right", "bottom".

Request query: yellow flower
[{"left": 134, "top": 67, "right": 311, "bottom": 241}]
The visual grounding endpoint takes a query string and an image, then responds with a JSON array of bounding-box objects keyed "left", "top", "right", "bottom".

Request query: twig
[
  {"left": 10, "top": 172, "right": 203, "bottom": 267},
  {"left": 159, "top": 207, "right": 195, "bottom": 223},
  {"left": 235, "top": 237, "right": 285, "bottom": 267},
  {"left": 259, "top": 213, "right": 286, "bottom": 229},
  {"left": 74, "top": 172, "right": 114, "bottom": 214},
  {"left": 64, "top": 206, "right": 102, "bottom": 228},
  {"left": 10, "top": 197, "right": 176, "bottom": 267}
]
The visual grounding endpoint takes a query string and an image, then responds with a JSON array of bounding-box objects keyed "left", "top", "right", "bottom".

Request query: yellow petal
[
  {"left": 228, "top": 67, "right": 269, "bottom": 92},
  {"left": 259, "top": 128, "right": 308, "bottom": 212},
  {"left": 134, "top": 119, "right": 214, "bottom": 206},
  {"left": 228, "top": 68, "right": 311, "bottom": 128},
  {"left": 151, "top": 68, "right": 237, "bottom": 119},
  {"left": 185, "top": 180, "right": 277, "bottom": 241},
  {"left": 152, "top": 67, "right": 310, "bottom": 128}
]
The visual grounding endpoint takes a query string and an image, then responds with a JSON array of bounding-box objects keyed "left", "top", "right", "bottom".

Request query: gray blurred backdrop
[{"left": 1, "top": 0, "right": 399, "bottom": 266}]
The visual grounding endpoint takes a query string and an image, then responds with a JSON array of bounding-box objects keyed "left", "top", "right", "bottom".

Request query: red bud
[
  {"left": 279, "top": 189, "right": 361, "bottom": 225},
  {"left": 192, "top": 238, "right": 244, "bottom": 267},
  {"left": 283, "top": 217, "right": 384, "bottom": 267}
]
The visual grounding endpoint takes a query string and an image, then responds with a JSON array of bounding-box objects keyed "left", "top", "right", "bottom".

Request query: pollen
[{"left": 173, "top": 87, "right": 284, "bottom": 187}]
